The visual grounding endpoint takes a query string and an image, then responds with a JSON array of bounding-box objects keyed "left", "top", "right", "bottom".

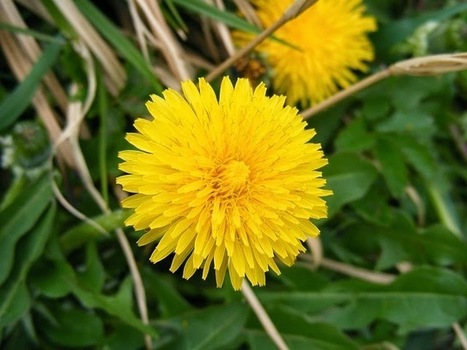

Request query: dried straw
[
  {"left": 302, "top": 52, "right": 467, "bottom": 119},
  {"left": 51, "top": 0, "right": 126, "bottom": 95},
  {"left": 132, "top": 0, "right": 192, "bottom": 81},
  {"left": 2, "top": 0, "right": 68, "bottom": 113},
  {"left": 0, "top": 29, "right": 75, "bottom": 168},
  {"left": 206, "top": 0, "right": 319, "bottom": 82}
]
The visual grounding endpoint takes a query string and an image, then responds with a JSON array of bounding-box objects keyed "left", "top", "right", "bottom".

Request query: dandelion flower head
[
  {"left": 117, "top": 77, "right": 331, "bottom": 290},
  {"left": 234, "top": 0, "right": 377, "bottom": 106}
]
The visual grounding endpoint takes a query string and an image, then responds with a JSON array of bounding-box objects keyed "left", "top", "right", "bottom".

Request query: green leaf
[
  {"left": 360, "top": 94, "right": 391, "bottom": 121},
  {"left": 0, "top": 204, "right": 55, "bottom": 326},
  {"left": 376, "top": 109, "right": 435, "bottom": 135},
  {"left": 167, "top": 302, "right": 249, "bottom": 350},
  {"left": 351, "top": 180, "right": 393, "bottom": 226},
  {"left": 279, "top": 266, "right": 330, "bottom": 291},
  {"left": 258, "top": 267, "right": 467, "bottom": 331},
  {"left": 41, "top": 308, "right": 104, "bottom": 347},
  {"left": 372, "top": 213, "right": 418, "bottom": 269},
  {"left": 103, "top": 324, "right": 145, "bottom": 350},
  {"left": 169, "top": 0, "right": 259, "bottom": 34},
  {"left": 335, "top": 118, "right": 375, "bottom": 152},
  {"left": 60, "top": 209, "right": 131, "bottom": 254},
  {"left": 373, "top": 212, "right": 467, "bottom": 268},
  {"left": 251, "top": 307, "right": 359, "bottom": 350},
  {"left": 420, "top": 225, "right": 467, "bottom": 265},
  {"left": 0, "top": 23, "right": 64, "bottom": 44},
  {"left": 374, "top": 136, "right": 408, "bottom": 197},
  {"left": 75, "top": 0, "right": 163, "bottom": 92},
  {"left": 426, "top": 177, "right": 463, "bottom": 238},
  {"left": 323, "top": 152, "right": 378, "bottom": 217},
  {"left": 374, "top": 3, "right": 467, "bottom": 58},
  {"left": 29, "top": 260, "right": 72, "bottom": 298},
  {"left": 247, "top": 329, "right": 354, "bottom": 350},
  {"left": 77, "top": 242, "right": 106, "bottom": 292},
  {"left": 0, "top": 42, "right": 62, "bottom": 130},
  {"left": 69, "top": 273, "right": 157, "bottom": 337},
  {"left": 397, "top": 135, "right": 437, "bottom": 181},
  {"left": 29, "top": 244, "right": 156, "bottom": 337},
  {"left": 142, "top": 269, "right": 192, "bottom": 317},
  {"left": 0, "top": 173, "right": 52, "bottom": 284},
  {"left": 0, "top": 283, "right": 30, "bottom": 329}
]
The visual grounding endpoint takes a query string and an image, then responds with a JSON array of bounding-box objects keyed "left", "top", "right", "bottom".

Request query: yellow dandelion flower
[
  {"left": 117, "top": 77, "right": 331, "bottom": 290},
  {"left": 234, "top": 0, "right": 377, "bottom": 106}
]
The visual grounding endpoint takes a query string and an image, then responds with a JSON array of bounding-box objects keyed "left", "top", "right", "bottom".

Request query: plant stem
[
  {"left": 242, "top": 281, "right": 289, "bottom": 350},
  {"left": 301, "top": 68, "right": 390, "bottom": 119},
  {"left": 206, "top": 0, "right": 318, "bottom": 82}
]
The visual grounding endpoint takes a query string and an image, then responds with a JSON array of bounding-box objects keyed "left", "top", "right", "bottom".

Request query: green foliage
[
  {"left": 1, "top": 0, "right": 466, "bottom": 349},
  {"left": 0, "top": 42, "right": 62, "bottom": 130}
]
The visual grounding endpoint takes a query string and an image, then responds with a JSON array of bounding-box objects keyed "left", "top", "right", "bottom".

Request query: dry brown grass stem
[
  {"left": 51, "top": 0, "right": 126, "bottom": 96},
  {"left": 390, "top": 52, "right": 467, "bottom": 76},
  {"left": 301, "top": 69, "right": 391, "bottom": 119},
  {"left": 57, "top": 81, "right": 152, "bottom": 350},
  {"left": 302, "top": 52, "right": 467, "bottom": 119},
  {"left": 303, "top": 250, "right": 466, "bottom": 347},
  {"left": 453, "top": 322, "right": 467, "bottom": 350},
  {"left": 128, "top": 0, "right": 150, "bottom": 63},
  {"left": 233, "top": 0, "right": 261, "bottom": 27},
  {"left": 2, "top": 0, "right": 68, "bottom": 113},
  {"left": 319, "top": 257, "right": 395, "bottom": 284},
  {"left": 306, "top": 237, "right": 323, "bottom": 268},
  {"left": 202, "top": 15, "right": 221, "bottom": 63},
  {"left": 0, "top": 30, "right": 76, "bottom": 168},
  {"left": 205, "top": 0, "right": 319, "bottom": 82},
  {"left": 301, "top": 254, "right": 396, "bottom": 285},
  {"left": 14, "top": 0, "right": 53, "bottom": 22},
  {"left": 50, "top": 178, "right": 109, "bottom": 237},
  {"left": 213, "top": 0, "right": 236, "bottom": 56},
  {"left": 133, "top": 0, "right": 192, "bottom": 82},
  {"left": 405, "top": 186, "right": 426, "bottom": 227},
  {"left": 242, "top": 281, "right": 289, "bottom": 350}
]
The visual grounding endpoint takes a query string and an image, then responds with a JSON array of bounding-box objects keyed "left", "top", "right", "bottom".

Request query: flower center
[{"left": 217, "top": 160, "right": 250, "bottom": 195}]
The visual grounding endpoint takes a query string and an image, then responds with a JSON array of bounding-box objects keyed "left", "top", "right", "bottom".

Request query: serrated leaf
[
  {"left": 70, "top": 276, "right": 157, "bottom": 337},
  {"left": 142, "top": 270, "right": 192, "bottom": 317},
  {"left": 335, "top": 118, "right": 375, "bottom": 152},
  {"left": 351, "top": 180, "right": 393, "bottom": 225},
  {"left": 323, "top": 152, "right": 378, "bottom": 217},
  {"left": 0, "top": 173, "right": 52, "bottom": 284},
  {"left": 257, "top": 307, "right": 360, "bottom": 350},
  {"left": 102, "top": 324, "right": 145, "bottom": 350},
  {"left": 374, "top": 212, "right": 467, "bottom": 268},
  {"left": 167, "top": 302, "right": 248, "bottom": 350},
  {"left": 376, "top": 109, "right": 435, "bottom": 135},
  {"left": 77, "top": 242, "right": 106, "bottom": 292},
  {"left": 41, "top": 308, "right": 104, "bottom": 347},
  {"left": 30, "top": 260, "right": 72, "bottom": 298},
  {"left": 0, "top": 284, "right": 30, "bottom": 329},
  {"left": 374, "top": 136, "right": 408, "bottom": 197},
  {"left": 397, "top": 135, "right": 437, "bottom": 181},
  {"left": 247, "top": 329, "right": 353, "bottom": 350},
  {"left": 279, "top": 266, "right": 330, "bottom": 291},
  {"left": 0, "top": 204, "right": 55, "bottom": 326},
  {"left": 258, "top": 267, "right": 467, "bottom": 331}
]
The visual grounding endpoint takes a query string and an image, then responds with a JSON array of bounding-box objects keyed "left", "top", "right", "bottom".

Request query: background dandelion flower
[
  {"left": 234, "top": 0, "right": 377, "bottom": 107},
  {"left": 117, "top": 77, "right": 331, "bottom": 290}
]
